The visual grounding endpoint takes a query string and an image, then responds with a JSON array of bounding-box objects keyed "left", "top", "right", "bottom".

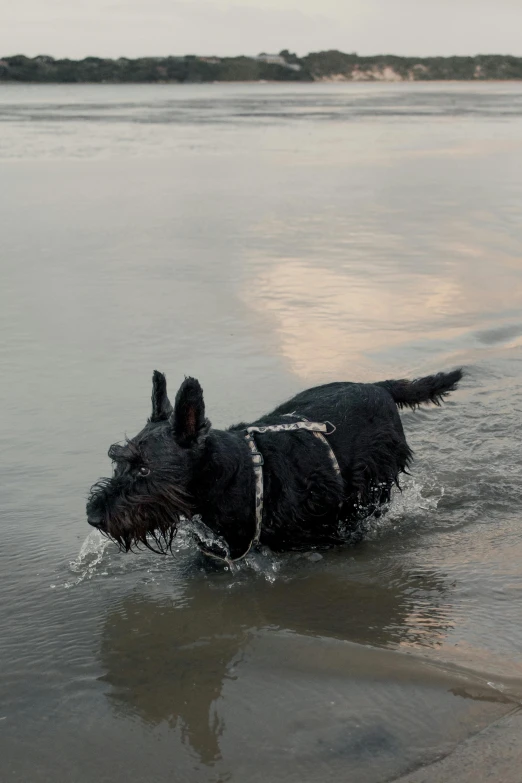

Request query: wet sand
[{"left": 399, "top": 710, "right": 522, "bottom": 782}]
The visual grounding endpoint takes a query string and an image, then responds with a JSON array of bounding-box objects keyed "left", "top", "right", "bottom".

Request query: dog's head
[{"left": 86, "top": 372, "right": 210, "bottom": 553}]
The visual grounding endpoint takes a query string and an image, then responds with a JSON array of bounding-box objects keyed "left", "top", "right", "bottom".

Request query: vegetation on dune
[
  {"left": 2, "top": 51, "right": 522, "bottom": 83},
  {"left": 0, "top": 54, "right": 307, "bottom": 83}
]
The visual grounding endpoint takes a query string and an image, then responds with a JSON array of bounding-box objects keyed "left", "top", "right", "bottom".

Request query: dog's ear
[
  {"left": 150, "top": 370, "right": 173, "bottom": 422},
  {"left": 171, "top": 377, "right": 210, "bottom": 447}
]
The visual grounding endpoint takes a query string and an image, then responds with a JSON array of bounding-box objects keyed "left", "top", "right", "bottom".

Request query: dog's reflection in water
[{"left": 99, "top": 563, "right": 457, "bottom": 766}]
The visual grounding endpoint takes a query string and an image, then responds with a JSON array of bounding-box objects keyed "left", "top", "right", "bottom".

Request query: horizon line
[{"left": 3, "top": 50, "right": 522, "bottom": 61}]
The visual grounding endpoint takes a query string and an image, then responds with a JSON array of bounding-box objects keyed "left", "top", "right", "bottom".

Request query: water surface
[{"left": 1, "top": 82, "right": 522, "bottom": 782}]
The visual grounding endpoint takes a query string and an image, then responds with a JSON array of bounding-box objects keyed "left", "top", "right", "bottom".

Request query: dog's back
[
  {"left": 271, "top": 369, "right": 463, "bottom": 417},
  {"left": 256, "top": 369, "right": 463, "bottom": 525}
]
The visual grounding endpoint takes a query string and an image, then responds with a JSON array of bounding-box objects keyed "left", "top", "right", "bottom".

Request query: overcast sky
[{"left": 2, "top": 0, "right": 522, "bottom": 59}]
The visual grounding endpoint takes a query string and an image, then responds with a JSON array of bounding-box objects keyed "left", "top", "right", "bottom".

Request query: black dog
[{"left": 87, "top": 369, "right": 462, "bottom": 561}]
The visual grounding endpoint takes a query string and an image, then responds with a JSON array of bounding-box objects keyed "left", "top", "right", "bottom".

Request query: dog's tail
[{"left": 376, "top": 369, "right": 463, "bottom": 410}]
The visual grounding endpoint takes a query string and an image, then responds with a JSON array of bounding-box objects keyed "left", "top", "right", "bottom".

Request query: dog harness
[{"left": 199, "top": 414, "right": 341, "bottom": 565}]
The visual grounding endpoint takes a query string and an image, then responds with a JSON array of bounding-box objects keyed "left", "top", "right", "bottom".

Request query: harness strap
[
  {"left": 200, "top": 416, "right": 342, "bottom": 565},
  {"left": 281, "top": 414, "right": 342, "bottom": 486}
]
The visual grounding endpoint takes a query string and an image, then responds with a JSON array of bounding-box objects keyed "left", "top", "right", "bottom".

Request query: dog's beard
[
  {"left": 90, "top": 478, "right": 193, "bottom": 555},
  {"left": 106, "top": 504, "right": 179, "bottom": 555}
]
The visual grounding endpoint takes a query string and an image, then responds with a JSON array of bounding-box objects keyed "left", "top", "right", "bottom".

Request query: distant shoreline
[
  {"left": 3, "top": 79, "right": 522, "bottom": 86},
  {"left": 3, "top": 52, "right": 522, "bottom": 83}
]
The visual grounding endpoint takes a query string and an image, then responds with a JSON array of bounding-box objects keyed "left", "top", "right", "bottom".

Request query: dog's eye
[{"left": 138, "top": 466, "right": 150, "bottom": 477}]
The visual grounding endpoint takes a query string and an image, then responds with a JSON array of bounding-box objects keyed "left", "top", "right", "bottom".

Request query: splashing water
[
  {"left": 186, "top": 517, "right": 233, "bottom": 560},
  {"left": 363, "top": 476, "right": 444, "bottom": 541},
  {"left": 63, "top": 530, "right": 110, "bottom": 588},
  {"left": 58, "top": 480, "right": 442, "bottom": 590},
  {"left": 387, "top": 476, "right": 444, "bottom": 519},
  {"left": 227, "top": 545, "right": 283, "bottom": 582},
  {"left": 185, "top": 517, "right": 283, "bottom": 581}
]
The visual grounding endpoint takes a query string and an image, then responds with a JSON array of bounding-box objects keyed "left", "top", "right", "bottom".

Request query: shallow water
[{"left": 1, "top": 82, "right": 522, "bottom": 782}]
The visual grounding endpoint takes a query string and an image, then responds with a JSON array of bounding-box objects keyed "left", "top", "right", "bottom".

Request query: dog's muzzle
[{"left": 86, "top": 507, "right": 105, "bottom": 529}]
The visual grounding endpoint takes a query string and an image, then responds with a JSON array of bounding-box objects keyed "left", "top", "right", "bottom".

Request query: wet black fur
[{"left": 87, "top": 369, "right": 463, "bottom": 559}]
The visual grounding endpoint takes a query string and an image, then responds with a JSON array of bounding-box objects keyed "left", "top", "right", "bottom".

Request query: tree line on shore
[{"left": 3, "top": 51, "right": 522, "bottom": 83}]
